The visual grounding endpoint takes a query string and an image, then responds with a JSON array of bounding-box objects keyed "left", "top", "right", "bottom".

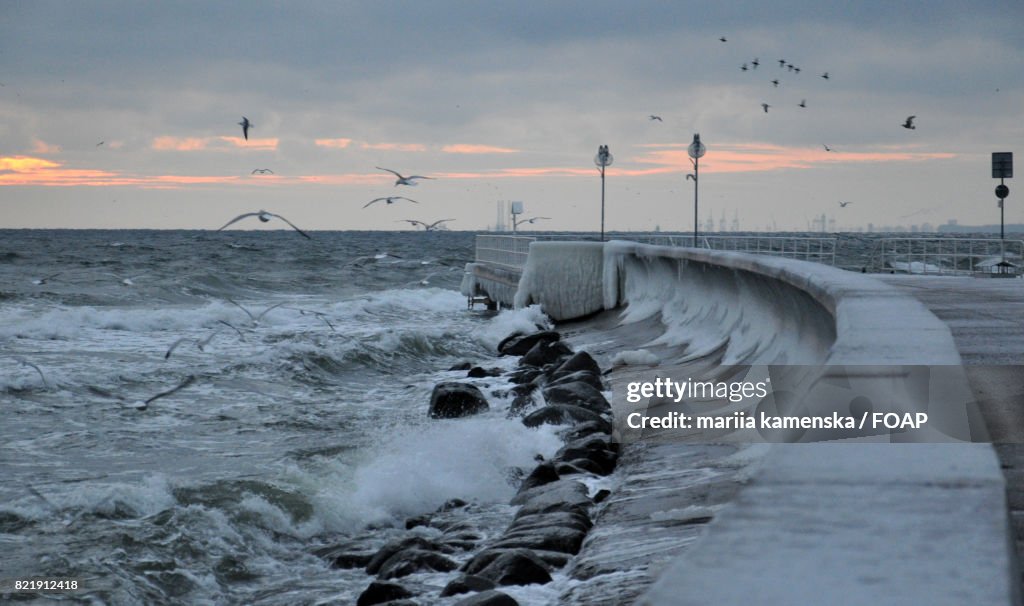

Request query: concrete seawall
[{"left": 479, "top": 240, "right": 1017, "bottom": 604}]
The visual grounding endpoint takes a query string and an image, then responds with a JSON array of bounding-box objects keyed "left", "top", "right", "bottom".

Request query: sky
[{"left": 1, "top": 0, "right": 1022, "bottom": 232}]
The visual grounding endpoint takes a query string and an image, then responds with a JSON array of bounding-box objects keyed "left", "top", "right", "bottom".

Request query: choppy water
[{"left": 0, "top": 230, "right": 567, "bottom": 605}]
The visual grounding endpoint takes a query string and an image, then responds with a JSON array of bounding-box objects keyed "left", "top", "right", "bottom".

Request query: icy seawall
[{"left": 513, "top": 241, "right": 1016, "bottom": 605}]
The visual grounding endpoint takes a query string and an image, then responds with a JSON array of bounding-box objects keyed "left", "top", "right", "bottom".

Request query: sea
[{"left": 0, "top": 228, "right": 1013, "bottom": 605}]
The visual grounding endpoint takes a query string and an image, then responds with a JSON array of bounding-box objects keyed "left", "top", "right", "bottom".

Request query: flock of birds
[
  {"left": 646, "top": 36, "right": 922, "bottom": 212},
  {"left": 222, "top": 133, "right": 455, "bottom": 237}
]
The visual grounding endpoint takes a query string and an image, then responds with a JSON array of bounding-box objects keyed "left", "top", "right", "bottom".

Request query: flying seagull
[
  {"left": 251, "top": 168, "right": 274, "bottom": 175},
  {"left": 14, "top": 357, "right": 48, "bottom": 388},
  {"left": 96, "top": 141, "right": 104, "bottom": 147},
  {"left": 135, "top": 375, "right": 196, "bottom": 411},
  {"left": 518, "top": 216, "right": 551, "bottom": 225},
  {"left": 740, "top": 63, "right": 748, "bottom": 71},
  {"left": 823, "top": 144, "right": 832, "bottom": 152},
  {"left": 901, "top": 115, "right": 916, "bottom": 130},
  {"left": 751, "top": 58, "right": 759, "bottom": 68},
  {"left": 719, "top": 36, "right": 727, "bottom": 42},
  {"left": 771, "top": 79, "right": 779, "bottom": 87},
  {"left": 238, "top": 116, "right": 253, "bottom": 140},
  {"left": 798, "top": 99, "right": 807, "bottom": 108},
  {"left": 648, "top": 115, "right": 663, "bottom": 121},
  {"left": 778, "top": 59, "right": 786, "bottom": 67},
  {"left": 363, "top": 196, "right": 419, "bottom": 208},
  {"left": 225, "top": 298, "right": 284, "bottom": 326},
  {"left": 821, "top": 72, "right": 830, "bottom": 80},
  {"left": 838, "top": 201, "right": 853, "bottom": 208},
  {"left": 216, "top": 210, "right": 311, "bottom": 239},
  {"left": 31, "top": 272, "right": 61, "bottom": 285},
  {"left": 398, "top": 219, "right": 455, "bottom": 231},
  {"left": 761, "top": 103, "right": 770, "bottom": 113},
  {"left": 164, "top": 330, "right": 221, "bottom": 360},
  {"left": 376, "top": 167, "right": 434, "bottom": 187}
]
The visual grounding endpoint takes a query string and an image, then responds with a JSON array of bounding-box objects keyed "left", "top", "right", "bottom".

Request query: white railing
[
  {"left": 474, "top": 234, "right": 838, "bottom": 269},
  {"left": 475, "top": 235, "right": 536, "bottom": 270},
  {"left": 868, "top": 238, "right": 1024, "bottom": 275},
  {"left": 633, "top": 235, "right": 837, "bottom": 265}
]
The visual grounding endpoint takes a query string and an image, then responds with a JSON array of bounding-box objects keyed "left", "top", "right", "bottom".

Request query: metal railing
[
  {"left": 632, "top": 235, "right": 837, "bottom": 265},
  {"left": 867, "top": 238, "right": 1024, "bottom": 275},
  {"left": 475, "top": 235, "right": 536, "bottom": 270},
  {"left": 473, "top": 233, "right": 838, "bottom": 269}
]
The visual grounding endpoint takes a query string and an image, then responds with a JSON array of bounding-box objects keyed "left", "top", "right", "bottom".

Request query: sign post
[{"left": 992, "top": 152, "right": 1012, "bottom": 241}]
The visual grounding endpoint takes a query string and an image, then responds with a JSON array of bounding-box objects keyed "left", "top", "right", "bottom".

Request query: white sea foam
[
  {"left": 475, "top": 304, "right": 553, "bottom": 351},
  {"left": 309, "top": 417, "right": 563, "bottom": 531},
  {"left": 610, "top": 349, "right": 660, "bottom": 366}
]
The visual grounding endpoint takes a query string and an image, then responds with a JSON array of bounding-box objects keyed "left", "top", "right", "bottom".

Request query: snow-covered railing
[
  {"left": 633, "top": 234, "right": 837, "bottom": 265},
  {"left": 475, "top": 235, "right": 536, "bottom": 270},
  {"left": 867, "top": 237, "right": 1024, "bottom": 275}
]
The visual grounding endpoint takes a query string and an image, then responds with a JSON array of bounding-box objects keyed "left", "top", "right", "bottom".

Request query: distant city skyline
[{"left": 1, "top": 2, "right": 1021, "bottom": 231}]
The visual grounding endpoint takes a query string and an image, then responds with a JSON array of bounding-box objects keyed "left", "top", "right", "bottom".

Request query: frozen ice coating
[{"left": 514, "top": 241, "right": 606, "bottom": 320}]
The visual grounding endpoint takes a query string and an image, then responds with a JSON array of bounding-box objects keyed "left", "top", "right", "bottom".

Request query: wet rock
[
  {"left": 473, "top": 548, "right": 553, "bottom": 586},
  {"left": 404, "top": 514, "right": 432, "bottom": 530},
  {"left": 516, "top": 461, "right": 559, "bottom": 494},
  {"left": 449, "top": 361, "right": 473, "bottom": 371},
  {"left": 508, "top": 393, "right": 539, "bottom": 417},
  {"left": 511, "top": 479, "right": 592, "bottom": 514},
  {"left": 593, "top": 488, "right": 612, "bottom": 503},
  {"left": 331, "top": 552, "right": 375, "bottom": 569},
  {"left": 562, "top": 457, "right": 609, "bottom": 476},
  {"left": 542, "top": 381, "right": 611, "bottom": 414},
  {"left": 561, "top": 420, "right": 612, "bottom": 441},
  {"left": 468, "top": 366, "right": 502, "bottom": 378},
  {"left": 519, "top": 340, "right": 572, "bottom": 368},
  {"left": 546, "top": 369, "right": 604, "bottom": 391},
  {"left": 509, "top": 510, "right": 592, "bottom": 534},
  {"left": 550, "top": 350, "right": 601, "bottom": 377},
  {"left": 440, "top": 574, "right": 497, "bottom": 597},
  {"left": 508, "top": 367, "right": 545, "bottom": 385},
  {"left": 498, "top": 331, "right": 560, "bottom": 356},
  {"left": 429, "top": 382, "right": 490, "bottom": 419},
  {"left": 492, "top": 525, "right": 587, "bottom": 554},
  {"left": 454, "top": 590, "right": 520, "bottom": 606},
  {"left": 521, "top": 405, "right": 611, "bottom": 433},
  {"left": 463, "top": 548, "right": 571, "bottom": 574},
  {"left": 366, "top": 537, "right": 456, "bottom": 575},
  {"left": 356, "top": 581, "right": 413, "bottom": 606},
  {"left": 377, "top": 548, "right": 459, "bottom": 579}
]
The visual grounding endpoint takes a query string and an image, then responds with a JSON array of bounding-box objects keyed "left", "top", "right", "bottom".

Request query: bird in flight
[
  {"left": 135, "top": 375, "right": 196, "bottom": 411},
  {"left": 794, "top": 67, "right": 801, "bottom": 74},
  {"left": 741, "top": 63, "right": 748, "bottom": 71},
  {"left": 798, "top": 99, "right": 807, "bottom": 108},
  {"left": 31, "top": 272, "right": 61, "bottom": 285},
  {"left": 517, "top": 216, "right": 551, "bottom": 226},
  {"left": 251, "top": 168, "right": 274, "bottom": 175},
  {"left": 821, "top": 72, "right": 830, "bottom": 80},
  {"left": 838, "top": 201, "right": 853, "bottom": 208},
  {"left": 226, "top": 298, "right": 284, "bottom": 326},
  {"left": 719, "top": 36, "right": 727, "bottom": 42},
  {"left": 398, "top": 219, "right": 455, "bottom": 231},
  {"left": 96, "top": 141, "right": 104, "bottom": 147},
  {"left": 216, "top": 210, "right": 311, "bottom": 239},
  {"left": 901, "top": 115, "right": 916, "bottom": 130},
  {"left": 364, "top": 196, "right": 419, "bottom": 208},
  {"left": 238, "top": 116, "right": 253, "bottom": 140},
  {"left": 771, "top": 79, "right": 779, "bottom": 87},
  {"left": 751, "top": 58, "right": 760, "bottom": 68},
  {"left": 376, "top": 167, "right": 434, "bottom": 187},
  {"left": 648, "top": 115, "right": 663, "bottom": 121},
  {"left": 761, "top": 103, "right": 770, "bottom": 113},
  {"left": 14, "top": 357, "right": 49, "bottom": 388},
  {"left": 778, "top": 59, "right": 786, "bottom": 67},
  {"left": 823, "top": 144, "right": 832, "bottom": 152}
]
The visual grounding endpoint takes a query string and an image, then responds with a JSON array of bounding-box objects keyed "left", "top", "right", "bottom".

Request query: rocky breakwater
[{"left": 344, "top": 329, "right": 619, "bottom": 606}]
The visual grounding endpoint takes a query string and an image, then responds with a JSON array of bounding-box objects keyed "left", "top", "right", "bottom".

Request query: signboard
[
  {"left": 993, "top": 152, "right": 1013, "bottom": 179},
  {"left": 510, "top": 201, "right": 524, "bottom": 215}
]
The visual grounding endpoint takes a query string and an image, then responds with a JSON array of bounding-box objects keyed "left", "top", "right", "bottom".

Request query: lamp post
[
  {"left": 595, "top": 145, "right": 613, "bottom": 241},
  {"left": 687, "top": 134, "right": 706, "bottom": 248},
  {"left": 509, "top": 201, "right": 524, "bottom": 234}
]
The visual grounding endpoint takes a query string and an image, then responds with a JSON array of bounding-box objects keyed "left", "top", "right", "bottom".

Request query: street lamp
[
  {"left": 595, "top": 145, "right": 613, "bottom": 241},
  {"left": 509, "top": 201, "right": 524, "bottom": 234},
  {"left": 687, "top": 134, "right": 706, "bottom": 248}
]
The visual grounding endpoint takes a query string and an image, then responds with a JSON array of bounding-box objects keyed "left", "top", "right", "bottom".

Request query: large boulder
[
  {"left": 440, "top": 574, "right": 497, "bottom": 597},
  {"left": 366, "top": 536, "right": 455, "bottom": 574},
  {"left": 454, "top": 590, "right": 520, "bottom": 606},
  {"left": 521, "top": 405, "right": 611, "bottom": 433},
  {"left": 498, "top": 331, "right": 560, "bottom": 356},
  {"left": 515, "top": 461, "right": 559, "bottom": 494},
  {"left": 429, "top": 382, "right": 490, "bottom": 419},
  {"left": 541, "top": 381, "right": 611, "bottom": 414},
  {"left": 377, "top": 548, "right": 459, "bottom": 579},
  {"left": 491, "top": 525, "right": 587, "bottom": 555},
  {"left": 473, "top": 548, "right": 553, "bottom": 586},
  {"left": 356, "top": 581, "right": 413, "bottom": 606},
  {"left": 546, "top": 369, "right": 604, "bottom": 391},
  {"left": 519, "top": 340, "right": 572, "bottom": 368},
  {"left": 511, "top": 479, "right": 592, "bottom": 513},
  {"left": 550, "top": 351, "right": 601, "bottom": 378}
]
